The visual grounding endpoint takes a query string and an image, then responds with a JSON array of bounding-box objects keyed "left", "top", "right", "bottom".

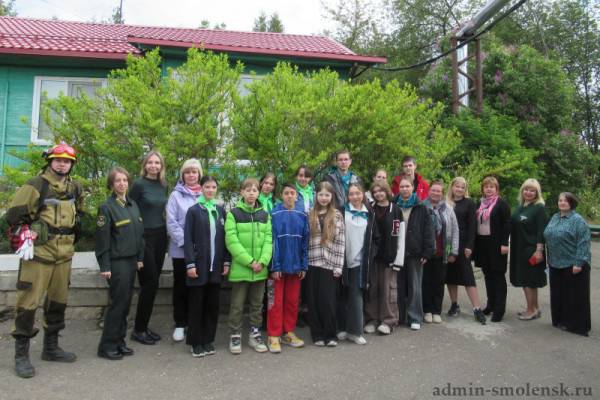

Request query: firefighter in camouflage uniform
[{"left": 6, "top": 142, "right": 84, "bottom": 378}]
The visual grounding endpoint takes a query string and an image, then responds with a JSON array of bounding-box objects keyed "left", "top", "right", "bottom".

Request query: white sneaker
[
  {"left": 363, "top": 323, "right": 377, "bottom": 334},
  {"left": 432, "top": 314, "right": 442, "bottom": 324},
  {"left": 336, "top": 331, "right": 347, "bottom": 341},
  {"left": 410, "top": 322, "right": 421, "bottom": 331},
  {"left": 314, "top": 340, "right": 325, "bottom": 347},
  {"left": 424, "top": 313, "right": 433, "bottom": 323},
  {"left": 377, "top": 324, "right": 391, "bottom": 335},
  {"left": 172, "top": 327, "right": 185, "bottom": 342},
  {"left": 347, "top": 334, "right": 367, "bottom": 345},
  {"left": 326, "top": 340, "right": 338, "bottom": 347}
]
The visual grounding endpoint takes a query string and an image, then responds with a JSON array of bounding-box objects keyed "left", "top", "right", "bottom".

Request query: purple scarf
[{"left": 477, "top": 194, "right": 499, "bottom": 222}]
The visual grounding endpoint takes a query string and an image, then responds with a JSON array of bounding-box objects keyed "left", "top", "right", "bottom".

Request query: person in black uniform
[{"left": 96, "top": 167, "right": 145, "bottom": 360}]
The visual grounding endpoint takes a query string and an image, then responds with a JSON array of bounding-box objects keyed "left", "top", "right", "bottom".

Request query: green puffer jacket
[{"left": 225, "top": 200, "right": 273, "bottom": 282}]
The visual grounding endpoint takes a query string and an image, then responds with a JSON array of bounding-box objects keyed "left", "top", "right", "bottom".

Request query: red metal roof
[{"left": 0, "top": 16, "right": 387, "bottom": 64}]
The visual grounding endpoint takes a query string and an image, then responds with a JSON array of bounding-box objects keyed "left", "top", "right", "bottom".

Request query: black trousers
[
  {"left": 422, "top": 257, "right": 446, "bottom": 315},
  {"left": 481, "top": 266, "right": 507, "bottom": 320},
  {"left": 186, "top": 284, "right": 221, "bottom": 346},
  {"left": 172, "top": 258, "right": 188, "bottom": 328},
  {"left": 550, "top": 265, "right": 591, "bottom": 336},
  {"left": 134, "top": 227, "right": 167, "bottom": 332},
  {"left": 306, "top": 267, "right": 339, "bottom": 342},
  {"left": 337, "top": 267, "right": 364, "bottom": 336},
  {"left": 396, "top": 267, "right": 408, "bottom": 325},
  {"left": 99, "top": 257, "right": 137, "bottom": 352}
]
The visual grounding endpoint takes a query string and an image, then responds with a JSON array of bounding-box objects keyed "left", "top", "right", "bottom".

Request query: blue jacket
[
  {"left": 270, "top": 203, "right": 310, "bottom": 273},
  {"left": 295, "top": 191, "right": 314, "bottom": 213}
]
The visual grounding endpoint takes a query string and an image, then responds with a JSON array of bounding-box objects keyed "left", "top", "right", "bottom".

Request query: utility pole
[{"left": 451, "top": 0, "right": 511, "bottom": 115}]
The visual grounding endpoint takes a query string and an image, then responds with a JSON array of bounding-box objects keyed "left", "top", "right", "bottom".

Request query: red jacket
[{"left": 391, "top": 173, "right": 430, "bottom": 201}]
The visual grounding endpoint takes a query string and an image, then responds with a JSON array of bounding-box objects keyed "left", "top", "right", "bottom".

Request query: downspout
[{"left": 0, "top": 71, "right": 9, "bottom": 175}]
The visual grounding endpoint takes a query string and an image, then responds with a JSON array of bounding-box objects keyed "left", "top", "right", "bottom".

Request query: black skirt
[
  {"left": 445, "top": 252, "right": 476, "bottom": 287},
  {"left": 549, "top": 264, "right": 591, "bottom": 336}
]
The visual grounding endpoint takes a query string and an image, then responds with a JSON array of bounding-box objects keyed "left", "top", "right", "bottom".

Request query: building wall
[
  {"left": 0, "top": 64, "right": 111, "bottom": 171},
  {"left": 0, "top": 52, "right": 352, "bottom": 173}
]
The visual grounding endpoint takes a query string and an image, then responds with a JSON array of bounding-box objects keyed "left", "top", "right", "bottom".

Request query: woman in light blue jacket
[{"left": 166, "top": 159, "right": 203, "bottom": 342}]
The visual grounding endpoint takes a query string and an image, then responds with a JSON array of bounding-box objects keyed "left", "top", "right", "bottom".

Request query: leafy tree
[
  {"left": 34, "top": 48, "right": 242, "bottom": 208},
  {"left": 231, "top": 63, "right": 460, "bottom": 184},
  {"left": 199, "top": 19, "right": 226, "bottom": 29},
  {"left": 0, "top": 0, "right": 16, "bottom": 16},
  {"left": 252, "top": 11, "right": 284, "bottom": 33},
  {"left": 111, "top": 0, "right": 124, "bottom": 24}
]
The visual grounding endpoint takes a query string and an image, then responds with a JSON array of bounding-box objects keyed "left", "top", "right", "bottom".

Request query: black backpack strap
[{"left": 35, "top": 178, "right": 50, "bottom": 220}]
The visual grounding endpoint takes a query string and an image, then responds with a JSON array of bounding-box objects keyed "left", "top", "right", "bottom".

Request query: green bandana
[
  {"left": 295, "top": 182, "right": 313, "bottom": 203},
  {"left": 258, "top": 192, "right": 274, "bottom": 213},
  {"left": 198, "top": 195, "right": 217, "bottom": 223}
]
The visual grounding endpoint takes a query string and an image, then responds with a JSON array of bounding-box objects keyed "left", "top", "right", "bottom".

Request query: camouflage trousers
[{"left": 12, "top": 259, "right": 71, "bottom": 338}]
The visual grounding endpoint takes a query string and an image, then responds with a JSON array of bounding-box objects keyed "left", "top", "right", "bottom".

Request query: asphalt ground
[{"left": 1, "top": 248, "right": 599, "bottom": 400}]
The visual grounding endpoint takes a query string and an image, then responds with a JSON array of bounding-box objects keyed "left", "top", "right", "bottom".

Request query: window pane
[
  {"left": 37, "top": 80, "right": 66, "bottom": 141},
  {"left": 68, "top": 81, "right": 102, "bottom": 98}
]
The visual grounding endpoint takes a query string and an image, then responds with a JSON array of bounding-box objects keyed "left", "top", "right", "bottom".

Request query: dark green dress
[{"left": 509, "top": 203, "right": 548, "bottom": 288}]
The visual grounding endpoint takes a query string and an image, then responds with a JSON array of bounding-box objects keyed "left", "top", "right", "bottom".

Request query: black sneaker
[
  {"left": 474, "top": 308, "right": 487, "bottom": 325},
  {"left": 191, "top": 345, "right": 205, "bottom": 357},
  {"left": 204, "top": 343, "right": 216, "bottom": 356},
  {"left": 448, "top": 303, "right": 460, "bottom": 317}
]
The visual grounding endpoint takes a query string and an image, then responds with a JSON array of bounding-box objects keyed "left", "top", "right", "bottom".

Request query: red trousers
[{"left": 267, "top": 274, "right": 302, "bottom": 337}]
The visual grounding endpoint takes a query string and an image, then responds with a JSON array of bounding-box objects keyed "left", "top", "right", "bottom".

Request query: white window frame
[{"left": 31, "top": 76, "right": 107, "bottom": 145}]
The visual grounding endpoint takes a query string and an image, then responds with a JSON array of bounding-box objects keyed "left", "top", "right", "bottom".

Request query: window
[
  {"left": 237, "top": 74, "right": 262, "bottom": 97},
  {"left": 31, "top": 76, "right": 107, "bottom": 144}
]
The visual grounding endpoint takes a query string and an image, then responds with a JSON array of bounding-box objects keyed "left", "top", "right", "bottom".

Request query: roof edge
[{"left": 128, "top": 37, "right": 388, "bottom": 65}]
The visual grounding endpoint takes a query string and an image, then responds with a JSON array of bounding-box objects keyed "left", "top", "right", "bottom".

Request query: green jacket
[
  {"left": 6, "top": 169, "right": 83, "bottom": 263},
  {"left": 225, "top": 200, "right": 273, "bottom": 282}
]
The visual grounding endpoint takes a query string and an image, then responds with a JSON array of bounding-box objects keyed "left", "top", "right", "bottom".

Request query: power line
[{"left": 353, "top": 0, "right": 528, "bottom": 78}]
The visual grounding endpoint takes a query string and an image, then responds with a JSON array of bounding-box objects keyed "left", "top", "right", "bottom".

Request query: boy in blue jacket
[{"left": 267, "top": 183, "right": 310, "bottom": 353}]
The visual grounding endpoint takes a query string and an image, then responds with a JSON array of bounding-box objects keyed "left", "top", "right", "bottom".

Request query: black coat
[
  {"left": 473, "top": 198, "right": 511, "bottom": 271},
  {"left": 372, "top": 202, "right": 404, "bottom": 264},
  {"left": 392, "top": 196, "right": 436, "bottom": 261},
  {"left": 183, "top": 203, "right": 231, "bottom": 286},
  {"left": 340, "top": 206, "right": 380, "bottom": 293}
]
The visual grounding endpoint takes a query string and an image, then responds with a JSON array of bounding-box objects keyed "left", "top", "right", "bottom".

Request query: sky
[{"left": 14, "top": 0, "right": 339, "bottom": 36}]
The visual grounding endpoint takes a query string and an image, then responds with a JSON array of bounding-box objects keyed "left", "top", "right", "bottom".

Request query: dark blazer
[
  {"left": 183, "top": 203, "right": 231, "bottom": 286},
  {"left": 474, "top": 198, "right": 511, "bottom": 271},
  {"left": 340, "top": 206, "right": 380, "bottom": 292},
  {"left": 392, "top": 196, "right": 436, "bottom": 261}
]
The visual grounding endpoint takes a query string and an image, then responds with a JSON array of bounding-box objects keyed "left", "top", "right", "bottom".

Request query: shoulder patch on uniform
[{"left": 97, "top": 215, "right": 106, "bottom": 227}]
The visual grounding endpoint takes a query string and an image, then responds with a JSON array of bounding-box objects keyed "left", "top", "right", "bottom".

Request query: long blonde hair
[
  {"left": 518, "top": 178, "right": 545, "bottom": 205},
  {"left": 140, "top": 150, "right": 166, "bottom": 186},
  {"left": 446, "top": 176, "right": 470, "bottom": 207},
  {"left": 309, "top": 182, "right": 338, "bottom": 245}
]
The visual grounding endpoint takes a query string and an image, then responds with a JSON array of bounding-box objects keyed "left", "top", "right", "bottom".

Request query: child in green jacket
[{"left": 225, "top": 178, "right": 273, "bottom": 354}]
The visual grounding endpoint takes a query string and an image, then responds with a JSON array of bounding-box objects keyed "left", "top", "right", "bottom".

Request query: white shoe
[
  {"left": 432, "top": 314, "right": 442, "bottom": 324},
  {"left": 347, "top": 334, "right": 367, "bottom": 345},
  {"left": 326, "top": 340, "right": 338, "bottom": 347},
  {"left": 410, "top": 323, "right": 421, "bottom": 331},
  {"left": 424, "top": 313, "right": 433, "bottom": 323},
  {"left": 336, "top": 331, "right": 347, "bottom": 341},
  {"left": 363, "top": 323, "right": 377, "bottom": 334},
  {"left": 377, "top": 324, "right": 391, "bottom": 335},
  {"left": 314, "top": 340, "right": 325, "bottom": 347},
  {"left": 172, "top": 327, "right": 185, "bottom": 342}
]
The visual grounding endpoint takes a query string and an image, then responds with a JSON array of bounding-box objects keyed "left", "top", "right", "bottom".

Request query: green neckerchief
[
  {"left": 396, "top": 192, "right": 418, "bottom": 209},
  {"left": 295, "top": 182, "right": 314, "bottom": 203},
  {"left": 198, "top": 195, "right": 217, "bottom": 223},
  {"left": 258, "top": 192, "right": 274, "bottom": 213}
]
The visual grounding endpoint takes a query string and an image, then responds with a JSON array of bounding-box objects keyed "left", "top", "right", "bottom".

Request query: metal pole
[
  {"left": 451, "top": 37, "right": 459, "bottom": 115},
  {"left": 475, "top": 39, "right": 483, "bottom": 115}
]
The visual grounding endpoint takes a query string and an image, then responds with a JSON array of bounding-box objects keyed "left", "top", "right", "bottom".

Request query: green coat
[
  {"left": 225, "top": 200, "right": 272, "bottom": 282},
  {"left": 509, "top": 202, "right": 548, "bottom": 288}
]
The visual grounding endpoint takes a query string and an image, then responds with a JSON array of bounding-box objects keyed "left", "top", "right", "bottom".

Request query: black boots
[
  {"left": 41, "top": 331, "right": 77, "bottom": 363},
  {"left": 14, "top": 337, "right": 35, "bottom": 379}
]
